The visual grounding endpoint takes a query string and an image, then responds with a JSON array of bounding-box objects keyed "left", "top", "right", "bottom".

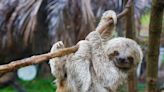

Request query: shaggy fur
[{"left": 49, "top": 10, "right": 143, "bottom": 92}]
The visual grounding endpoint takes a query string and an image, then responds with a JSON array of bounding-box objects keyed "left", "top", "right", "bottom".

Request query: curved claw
[{"left": 101, "top": 10, "right": 117, "bottom": 25}]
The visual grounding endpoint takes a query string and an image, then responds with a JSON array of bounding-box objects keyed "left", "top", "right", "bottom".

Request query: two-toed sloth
[{"left": 49, "top": 10, "right": 143, "bottom": 92}]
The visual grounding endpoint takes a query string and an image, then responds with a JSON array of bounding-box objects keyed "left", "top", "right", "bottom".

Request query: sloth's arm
[
  {"left": 86, "top": 31, "right": 109, "bottom": 73},
  {"left": 71, "top": 41, "right": 91, "bottom": 63},
  {"left": 85, "top": 11, "right": 117, "bottom": 63}
]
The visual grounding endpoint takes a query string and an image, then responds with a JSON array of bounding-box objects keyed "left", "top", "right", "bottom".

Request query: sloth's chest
[{"left": 66, "top": 61, "right": 127, "bottom": 92}]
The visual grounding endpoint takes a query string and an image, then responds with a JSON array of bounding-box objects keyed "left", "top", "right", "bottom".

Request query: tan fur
[
  {"left": 56, "top": 80, "right": 69, "bottom": 92},
  {"left": 49, "top": 10, "right": 143, "bottom": 92}
]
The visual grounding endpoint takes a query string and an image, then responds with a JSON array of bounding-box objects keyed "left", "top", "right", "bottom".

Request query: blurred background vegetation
[{"left": 0, "top": 0, "right": 163, "bottom": 92}]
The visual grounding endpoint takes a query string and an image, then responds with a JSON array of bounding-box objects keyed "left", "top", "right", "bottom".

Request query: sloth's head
[{"left": 105, "top": 38, "right": 143, "bottom": 71}]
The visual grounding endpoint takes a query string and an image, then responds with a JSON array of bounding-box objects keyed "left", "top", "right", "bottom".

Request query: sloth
[{"left": 49, "top": 10, "right": 143, "bottom": 92}]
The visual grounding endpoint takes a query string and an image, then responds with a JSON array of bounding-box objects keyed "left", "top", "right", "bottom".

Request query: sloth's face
[
  {"left": 105, "top": 38, "right": 143, "bottom": 71},
  {"left": 108, "top": 50, "right": 135, "bottom": 71}
]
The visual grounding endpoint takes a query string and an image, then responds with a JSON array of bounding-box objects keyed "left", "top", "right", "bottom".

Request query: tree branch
[
  {"left": 0, "top": 46, "right": 78, "bottom": 73},
  {"left": 0, "top": 0, "right": 132, "bottom": 74}
]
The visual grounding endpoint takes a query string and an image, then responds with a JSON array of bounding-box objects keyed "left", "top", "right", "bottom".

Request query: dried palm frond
[
  {"left": 0, "top": 0, "right": 43, "bottom": 56},
  {"left": 46, "top": 0, "right": 95, "bottom": 46}
]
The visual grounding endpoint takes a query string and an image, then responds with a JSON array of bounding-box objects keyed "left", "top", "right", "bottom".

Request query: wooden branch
[
  {"left": 0, "top": 0, "right": 132, "bottom": 73},
  {"left": 0, "top": 45, "right": 78, "bottom": 73}
]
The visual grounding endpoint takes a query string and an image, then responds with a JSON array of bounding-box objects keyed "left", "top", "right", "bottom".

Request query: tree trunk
[
  {"left": 125, "top": 0, "right": 137, "bottom": 92},
  {"left": 125, "top": 1, "right": 135, "bottom": 40},
  {"left": 146, "top": 0, "right": 163, "bottom": 92}
]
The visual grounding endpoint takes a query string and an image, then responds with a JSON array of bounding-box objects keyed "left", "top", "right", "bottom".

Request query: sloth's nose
[{"left": 118, "top": 57, "right": 126, "bottom": 63}]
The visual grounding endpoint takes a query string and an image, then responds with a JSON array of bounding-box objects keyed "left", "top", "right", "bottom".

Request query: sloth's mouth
[{"left": 113, "top": 59, "right": 131, "bottom": 71}]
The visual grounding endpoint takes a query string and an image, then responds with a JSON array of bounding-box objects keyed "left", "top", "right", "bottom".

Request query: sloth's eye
[
  {"left": 127, "top": 56, "right": 134, "bottom": 63},
  {"left": 108, "top": 51, "right": 119, "bottom": 59},
  {"left": 113, "top": 51, "right": 119, "bottom": 56}
]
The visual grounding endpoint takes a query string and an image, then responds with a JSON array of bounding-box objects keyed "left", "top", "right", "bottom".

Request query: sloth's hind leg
[{"left": 49, "top": 41, "right": 66, "bottom": 80}]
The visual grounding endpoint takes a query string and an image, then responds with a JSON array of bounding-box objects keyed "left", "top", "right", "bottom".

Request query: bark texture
[
  {"left": 146, "top": 0, "right": 163, "bottom": 92},
  {"left": 125, "top": 0, "right": 137, "bottom": 92}
]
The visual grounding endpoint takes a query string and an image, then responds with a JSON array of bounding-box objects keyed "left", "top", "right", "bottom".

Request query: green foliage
[
  {"left": 0, "top": 77, "right": 56, "bottom": 92},
  {"left": 19, "top": 78, "right": 56, "bottom": 92},
  {"left": 141, "top": 13, "right": 150, "bottom": 26},
  {"left": 141, "top": 12, "right": 164, "bottom": 32},
  {"left": 0, "top": 77, "right": 146, "bottom": 92},
  {"left": 0, "top": 86, "right": 15, "bottom": 92},
  {"left": 118, "top": 83, "right": 145, "bottom": 92}
]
